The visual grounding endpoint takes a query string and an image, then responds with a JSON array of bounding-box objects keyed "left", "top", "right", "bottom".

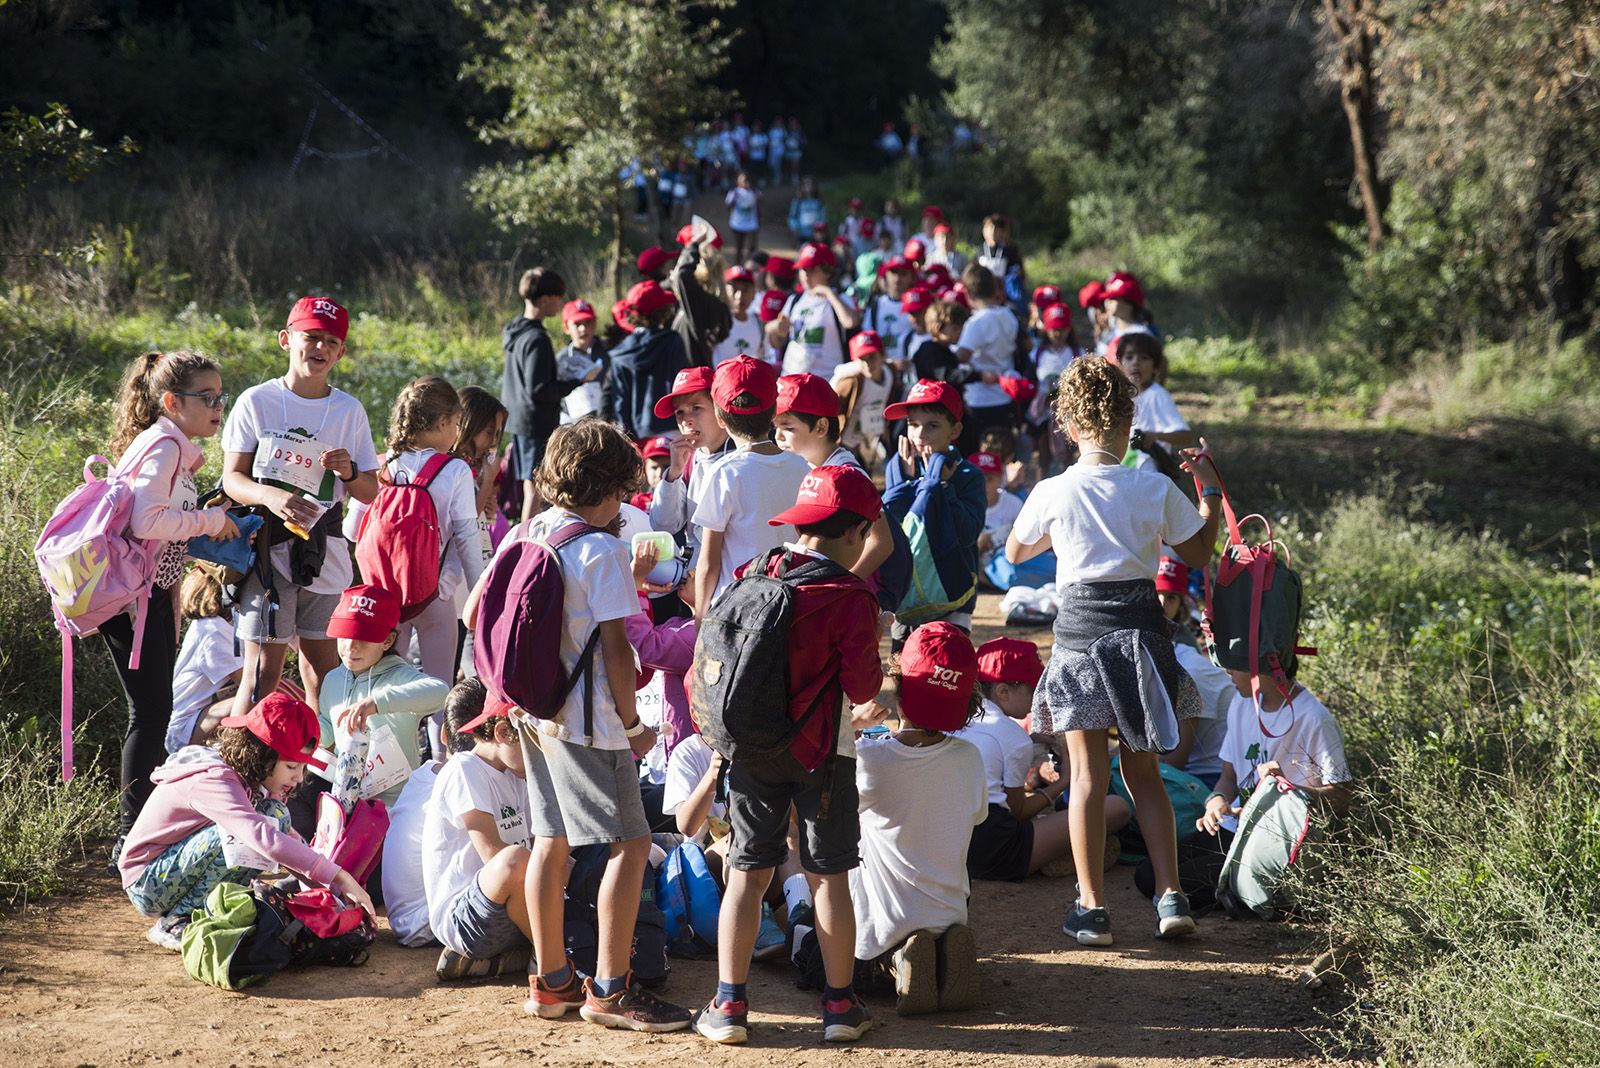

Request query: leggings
[
  {"left": 397, "top": 595, "right": 459, "bottom": 760},
  {"left": 100, "top": 583, "right": 178, "bottom": 836},
  {"left": 125, "top": 796, "right": 292, "bottom": 919}
]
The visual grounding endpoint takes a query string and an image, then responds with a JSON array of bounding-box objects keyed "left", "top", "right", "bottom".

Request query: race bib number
[
  {"left": 255, "top": 431, "right": 333, "bottom": 498},
  {"left": 359, "top": 722, "right": 412, "bottom": 800}
]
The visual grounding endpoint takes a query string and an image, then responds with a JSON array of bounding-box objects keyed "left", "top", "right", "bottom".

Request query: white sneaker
[{"left": 146, "top": 917, "right": 185, "bottom": 951}]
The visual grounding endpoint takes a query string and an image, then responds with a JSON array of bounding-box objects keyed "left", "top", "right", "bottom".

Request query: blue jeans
[{"left": 125, "top": 797, "right": 292, "bottom": 919}]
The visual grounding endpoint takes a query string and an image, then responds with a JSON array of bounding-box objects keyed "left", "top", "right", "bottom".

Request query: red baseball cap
[
  {"left": 640, "top": 436, "right": 673, "bottom": 460},
  {"left": 611, "top": 298, "right": 634, "bottom": 333},
  {"left": 921, "top": 205, "right": 945, "bottom": 220},
  {"left": 765, "top": 254, "right": 797, "bottom": 279},
  {"left": 904, "top": 237, "right": 927, "bottom": 263},
  {"left": 848, "top": 196, "right": 864, "bottom": 210},
  {"left": 795, "top": 243, "right": 837, "bottom": 271},
  {"left": 1000, "top": 374, "right": 1038, "bottom": 405},
  {"left": 562, "top": 299, "right": 596, "bottom": 325},
  {"left": 1078, "top": 280, "right": 1107, "bottom": 310},
  {"left": 457, "top": 691, "right": 517, "bottom": 738},
  {"left": 922, "top": 264, "right": 952, "bottom": 289},
  {"left": 326, "top": 583, "right": 401, "bottom": 645},
  {"left": 849, "top": 331, "right": 885, "bottom": 361},
  {"left": 723, "top": 265, "right": 754, "bottom": 285},
  {"left": 976, "top": 637, "right": 1045, "bottom": 687},
  {"left": 859, "top": 218, "right": 877, "bottom": 239},
  {"left": 898, "top": 622, "right": 978, "bottom": 732},
  {"left": 676, "top": 223, "right": 723, "bottom": 249},
  {"left": 1033, "top": 284, "right": 1063, "bottom": 309},
  {"left": 769, "top": 464, "right": 883, "bottom": 527},
  {"left": 884, "top": 378, "right": 963, "bottom": 422},
  {"left": 652, "top": 365, "right": 714, "bottom": 420},
  {"left": 286, "top": 296, "right": 348, "bottom": 341},
  {"left": 900, "top": 287, "right": 934, "bottom": 314},
  {"left": 220, "top": 692, "right": 327, "bottom": 770},
  {"left": 1041, "top": 303, "right": 1071, "bottom": 331},
  {"left": 933, "top": 223, "right": 953, "bottom": 237},
  {"left": 636, "top": 246, "right": 676, "bottom": 276},
  {"left": 1103, "top": 274, "right": 1145, "bottom": 306},
  {"left": 712, "top": 354, "right": 778, "bottom": 413},
  {"left": 939, "top": 286, "right": 971, "bottom": 310},
  {"left": 758, "top": 288, "right": 788, "bottom": 322},
  {"left": 1155, "top": 555, "right": 1190, "bottom": 595},
  {"left": 882, "top": 255, "right": 914, "bottom": 275},
  {"left": 627, "top": 279, "right": 678, "bottom": 317},
  {"left": 776, "top": 373, "right": 840, "bottom": 418},
  {"left": 966, "top": 451, "right": 1001, "bottom": 474}
]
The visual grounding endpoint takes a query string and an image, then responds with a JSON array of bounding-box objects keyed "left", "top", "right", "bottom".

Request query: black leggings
[
  {"left": 1135, "top": 829, "right": 1234, "bottom": 911},
  {"left": 99, "top": 583, "right": 178, "bottom": 836}
]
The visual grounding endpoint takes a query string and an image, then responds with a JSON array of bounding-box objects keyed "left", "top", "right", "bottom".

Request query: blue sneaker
[
  {"left": 692, "top": 997, "right": 749, "bottom": 1045},
  {"left": 1155, "top": 890, "right": 1197, "bottom": 939},
  {"left": 822, "top": 993, "right": 873, "bottom": 1042},
  {"left": 753, "top": 902, "right": 787, "bottom": 961},
  {"left": 1061, "top": 901, "right": 1114, "bottom": 947}
]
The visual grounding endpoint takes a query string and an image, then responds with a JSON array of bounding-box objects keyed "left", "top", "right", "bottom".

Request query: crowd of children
[{"left": 82, "top": 188, "right": 1351, "bottom": 1046}]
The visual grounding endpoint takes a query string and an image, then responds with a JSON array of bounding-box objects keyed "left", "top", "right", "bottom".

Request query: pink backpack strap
[{"left": 60, "top": 634, "right": 74, "bottom": 781}]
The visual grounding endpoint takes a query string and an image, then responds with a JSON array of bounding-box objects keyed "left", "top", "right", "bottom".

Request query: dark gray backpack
[{"left": 689, "top": 548, "right": 844, "bottom": 763}]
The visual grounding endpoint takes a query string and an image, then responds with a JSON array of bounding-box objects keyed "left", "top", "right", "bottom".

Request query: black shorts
[
  {"left": 726, "top": 751, "right": 859, "bottom": 875},
  {"left": 967, "top": 803, "right": 1033, "bottom": 882},
  {"left": 508, "top": 433, "right": 543, "bottom": 481}
]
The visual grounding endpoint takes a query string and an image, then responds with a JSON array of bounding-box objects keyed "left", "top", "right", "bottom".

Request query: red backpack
[
  {"left": 473, "top": 520, "right": 605, "bottom": 738},
  {"left": 354, "top": 453, "right": 458, "bottom": 621}
]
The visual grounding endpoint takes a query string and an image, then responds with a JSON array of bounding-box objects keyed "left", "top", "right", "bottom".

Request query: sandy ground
[{"left": 0, "top": 594, "right": 1352, "bottom": 1068}]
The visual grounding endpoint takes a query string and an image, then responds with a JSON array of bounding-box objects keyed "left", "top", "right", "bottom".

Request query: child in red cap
[
  {"left": 609, "top": 279, "right": 690, "bottom": 441},
  {"left": 830, "top": 331, "right": 894, "bottom": 473},
  {"left": 714, "top": 264, "right": 765, "bottom": 367},
  {"left": 555, "top": 298, "right": 611, "bottom": 425},
  {"left": 690, "top": 355, "right": 812, "bottom": 608},
  {"left": 692, "top": 464, "right": 889, "bottom": 1046},
  {"left": 770, "top": 242, "right": 861, "bottom": 381},
  {"left": 119, "top": 692, "right": 372, "bottom": 949},
  {"left": 221, "top": 295, "right": 380, "bottom": 751},
  {"left": 314, "top": 584, "right": 449, "bottom": 811},
  {"left": 647, "top": 366, "right": 734, "bottom": 578},
  {"left": 1096, "top": 271, "right": 1159, "bottom": 356},
  {"left": 841, "top": 621, "right": 987, "bottom": 1018}
]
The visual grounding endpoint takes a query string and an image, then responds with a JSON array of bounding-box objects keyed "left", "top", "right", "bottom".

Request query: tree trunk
[
  {"left": 1323, "top": 0, "right": 1388, "bottom": 251},
  {"left": 610, "top": 190, "right": 626, "bottom": 300}
]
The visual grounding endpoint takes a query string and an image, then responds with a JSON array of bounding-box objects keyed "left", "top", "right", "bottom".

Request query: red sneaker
[{"left": 524, "top": 964, "right": 587, "bottom": 1019}]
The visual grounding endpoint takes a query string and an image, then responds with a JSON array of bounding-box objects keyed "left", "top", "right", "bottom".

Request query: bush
[{"left": 0, "top": 728, "right": 117, "bottom": 908}]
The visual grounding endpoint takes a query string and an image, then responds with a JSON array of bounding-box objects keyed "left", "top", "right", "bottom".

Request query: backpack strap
[
  {"left": 543, "top": 521, "right": 608, "bottom": 740},
  {"left": 409, "top": 451, "right": 457, "bottom": 490}
]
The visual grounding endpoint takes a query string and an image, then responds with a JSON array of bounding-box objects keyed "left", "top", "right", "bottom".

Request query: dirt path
[{"left": 0, "top": 594, "right": 1350, "bottom": 1068}]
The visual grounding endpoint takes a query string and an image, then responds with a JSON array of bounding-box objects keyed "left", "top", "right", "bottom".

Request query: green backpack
[
  {"left": 1216, "top": 774, "right": 1315, "bottom": 920},
  {"left": 180, "top": 882, "right": 291, "bottom": 991}
]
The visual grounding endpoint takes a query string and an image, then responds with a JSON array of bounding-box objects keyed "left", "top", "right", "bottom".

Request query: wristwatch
[{"left": 1200, "top": 486, "right": 1223, "bottom": 498}]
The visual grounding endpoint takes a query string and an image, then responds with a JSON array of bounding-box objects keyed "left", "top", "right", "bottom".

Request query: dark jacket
[
  {"left": 883, "top": 446, "right": 987, "bottom": 616},
  {"left": 608, "top": 325, "right": 690, "bottom": 440},
  {"left": 501, "top": 316, "right": 575, "bottom": 441},
  {"left": 555, "top": 339, "right": 615, "bottom": 422},
  {"left": 667, "top": 245, "right": 731, "bottom": 366}
]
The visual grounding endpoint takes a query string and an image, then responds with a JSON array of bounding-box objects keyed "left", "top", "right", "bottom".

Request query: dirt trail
[{"left": 0, "top": 594, "right": 1349, "bottom": 1067}]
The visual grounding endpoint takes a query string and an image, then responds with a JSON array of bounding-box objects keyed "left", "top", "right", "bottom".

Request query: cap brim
[
  {"left": 653, "top": 387, "right": 702, "bottom": 420},
  {"left": 564, "top": 313, "right": 597, "bottom": 324},
  {"left": 325, "top": 617, "right": 393, "bottom": 644},
  {"left": 768, "top": 502, "right": 841, "bottom": 527},
  {"left": 881, "top": 401, "right": 911, "bottom": 421},
  {"left": 292, "top": 747, "right": 329, "bottom": 771},
  {"left": 217, "top": 713, "right": 251, "bottom": 729}
]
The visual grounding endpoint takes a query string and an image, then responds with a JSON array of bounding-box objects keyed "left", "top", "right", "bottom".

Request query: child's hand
[
  {"left": 668, "top": 434, "right": 696, "bottom": 480},
  {"left": 628, "top": 722, "right": 658, "bottom": 760},
  {"left": 977, "top": 531, "right": 994, "bottom": 554},
  {"left": 267, "top": 485, "right": 322, "bottom": 529},
  {"left": 215, "top": 510, "right": 243, "bottom": 541},
  {"left": 631, "top": 539, "right": 661, "bottom": 589},
  {"left": 319, "top": 448, "right": 356, "bottom": 481},
  {"left": 336, "top": 698, "right": 379, "bottom": 733},
  {"left": 1256, "top": 760, "right": 1283, "bottom": 781},
  {"left": 332, "top": 869, "right": 376, "bottom": 918},
  {"left": 1198, "top": 793, "right": 1241, "bottom": 836},
  {"left": 1179, "top": 437, "right": 1220, "bottom": 490},
  {"left": 851, "top": 700, "right": 892, "bottom": 732},
  {"left": 897, "top": 435, "right": 916, "bottom": 478}
]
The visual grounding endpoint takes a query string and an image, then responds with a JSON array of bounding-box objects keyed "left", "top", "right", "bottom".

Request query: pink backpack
[
  {"left": 311, "top": 793, "right": 390, "bottom": 887},
  {"left": 354, "top": 452, "right": 457, "bottom": 622},
  {"left": 34, "top": 441, "right": 177, "bottom": 780}
]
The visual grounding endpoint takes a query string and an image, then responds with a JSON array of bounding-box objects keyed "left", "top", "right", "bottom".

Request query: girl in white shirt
[{"left": 1114, "top": 332, "right": 1196, "bottom": 460}]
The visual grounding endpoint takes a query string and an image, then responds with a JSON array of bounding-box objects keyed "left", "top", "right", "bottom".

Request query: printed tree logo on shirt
[
  {"left": 1246, "top": 742, "right": 1263, "bottom": 762},
  {"left": 500, "top": 804, "right": 518, "bottom": 821}
]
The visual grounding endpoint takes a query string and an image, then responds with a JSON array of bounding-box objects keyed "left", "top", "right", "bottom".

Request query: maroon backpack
[
  {"left": 354, "top": 452, "right": 459, "bottom": 621},
  {"left": 473, "top": 521, "right": 605, "bottom": 737}
]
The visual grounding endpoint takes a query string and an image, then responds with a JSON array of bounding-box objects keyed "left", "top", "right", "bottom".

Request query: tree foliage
[{"left": 1, "top": 102, "right": 135, "bottom": 189}]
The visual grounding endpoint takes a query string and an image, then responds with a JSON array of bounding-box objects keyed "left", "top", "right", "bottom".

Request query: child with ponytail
[{"left": 105, "top": 350, "right": 243, "bottom": 862}]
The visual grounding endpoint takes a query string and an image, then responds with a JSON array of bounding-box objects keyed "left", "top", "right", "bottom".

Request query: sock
[
  {"left": 540, "top": 963, "right": 573, "bottom": 989},
  {"left": 593, "top": 975, "right": 627, "bottom": 998},
  {"left": 716, "top": 980, "right": 748, "bottom": 1008},
  {"left": 823, "top": 983, "right": 854, "bottom": 1007}
]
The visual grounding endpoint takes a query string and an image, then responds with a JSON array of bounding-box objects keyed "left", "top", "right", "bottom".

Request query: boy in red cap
[
  {"left": 692, "top": 465, "right": 890, "bottom": 1045},
  {"left": 838, "top": 195, "right": 869, "bottom": 257},
  {"left": 830, "top": 331, "right": 894, "bottom": 472},
  {"left": 846, "top": 622, "right": 987, "bottom": 1016},
  {"left": 968, "top": 450, "right": 1025, "bottom": 587},
  {"left": 926, "top": 222, "right": 967, "bottom": 277},
  {"left": 690, "top": 355, "right": 812, "bottom": 609},
  {"left": 713, "top": 264, "right": 764, "bottom": 367},
  {"left": 313, "top": 584, "right": 449, "bottom": 812},
  {"left": 896, "top": 285, "right": 935, "bottom": 366},
  {"left": 555, "top": 298, "right": 611, "bottom": 425},
  {"left": 608, "top": 279, "right": 690, "bottom": 441},
  {"left": 647, "top": 365, "right": 734, "bottom": 576},
  {"left": 1029, "top": 302, "right": 1085, "bottom": 478},
  {"left": 221, "top": 295, "right": 381, "bottom": 745},
  {"left": 119, "top": 691, "right": 372, "bottom": 949},
  {"left": 769, "top": 242, "right": 860, "bottom": 381},
  {"left": 1096, "top": 271, "right": 1159, "bottom": 356}
]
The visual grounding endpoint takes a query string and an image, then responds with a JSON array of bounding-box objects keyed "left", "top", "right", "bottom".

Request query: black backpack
[{"left": 690, "top": 548, "right": 846, "bottom": 763}]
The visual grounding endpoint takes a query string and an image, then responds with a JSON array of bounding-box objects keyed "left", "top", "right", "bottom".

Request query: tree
[
  {"left": 1318, "top": 0, "right": 1389, "bottom": 252},
  {"left": 457, "top": 0, "right": 733, "bottom": 297}
]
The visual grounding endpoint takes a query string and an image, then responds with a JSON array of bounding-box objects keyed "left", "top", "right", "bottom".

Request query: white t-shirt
[
  {"left": 956, "top": 305, "right": 1019, "bottom": 409},
  {"left": 166, "top": 616, "right": 242, "bottom": 753},
  {"left": 1011, "top": 463, "right": 1204, "bottom": 585},
  {"left": 221, "top": 378, "right": 379, "bottom": 595},
  {"left": 382, "top": 760, "right": 439, "bottom": 947},
  {"left": 1173, "top": 643, "right": 1233, "bottom": 782},
  {"left": 662, "top": 732, "right": 724, "bottom": 826},
  {"left": 952, "top": 701, "right": 1033, "bottom": 808},
  {"left": 829, "top": 362, "right": 891, "bottom": 450},
  {"left": 823, "top": 446, "right": 867, "bottom": 472},
  {"left": 558, "top": 346, "right": 606, "bottom": 423},
  {"left": 649, "top": 439, "right": 736, "bottom": 568},
  {"left": 850, "top": 735, "right": 987, "bottom": 960},
  {"left": 1218, "top": 686, "right": 1349, "bottom": 833},
  {"left": 713, "top": 311, "right": 765, "bottom": 367},
  {"left": 1033, "top": 343, "right": 1081, "bottom": 381},
  {"left": 782, "top": 291, "right": 854, "bottom": 379},
  {"left": 421, "top": 751, "right": 530, "bottom": 950},
  {"left": 494, "top": 510, "right": 641, "bottom": 750},
  {"left": 863, "top": 294, "right": 912, "bottom": 357},
  {"left": 982, "top": 490, "right": 1025, "bottom": 567},
  {"left": 344, "top": 449, "right": 484, "bottom": 604},
  {"left": 635, "top": 671, "right": 668, "bottom": 785},
  {"left": 725, "top": 186, "right": 759, "bottom": 233},
  {"left": 691, "top": 444, "right": 812, "bottom": 597}
]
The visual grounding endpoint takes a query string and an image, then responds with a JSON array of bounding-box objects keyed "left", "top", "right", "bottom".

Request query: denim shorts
[{"left": 434, "top": 877, "right": 529, "bottom": 959}]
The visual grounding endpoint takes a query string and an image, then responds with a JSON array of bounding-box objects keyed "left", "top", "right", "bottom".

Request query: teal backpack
[
  {"left": 1109, "top": 757, "right": 1211, "bottom": 862},
  {"left": 1217, "top": 774, "right": 1315, "bottom": 920}
]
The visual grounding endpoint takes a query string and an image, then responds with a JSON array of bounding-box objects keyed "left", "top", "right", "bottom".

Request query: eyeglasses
[{"left": 173, "top": 390, "right": 230, "bottom": 409}]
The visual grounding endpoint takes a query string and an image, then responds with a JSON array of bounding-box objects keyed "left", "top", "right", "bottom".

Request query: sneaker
[
  {"left": 579, "top": 974, "right": 692, "bottom": 1032},
  {"left": 107, "top": 834, "right": 126, "bottom": 877},
  {"left": 822, "top": 993, "right": 873, "bottom": 1042},
  {"left": 145, "top": 915, "right": 186, "bottom": 952},
  {"left": 888, "top": 931, "right": 938, "bottom": 1016},
  {"left": 752, "top": 902, "right": 787, "bottom": 962},
  {"left": 1155, "top": 890, "right": 1197, "bottom": 939},
  {"left": 1061, "top": 901, "right": 1114, "bottom": 947},
  {"left": 523, "top": 964, "right": 587, "bottom": 1019},
  {"left": 935, "top": 923, "right": 978, "bottom": 1012},
  {"left": 437, "top": 945, "right": 531, "bottom": 982},
  {"left": 692, "top": 997, "right": 750, "bottom": 1045}
]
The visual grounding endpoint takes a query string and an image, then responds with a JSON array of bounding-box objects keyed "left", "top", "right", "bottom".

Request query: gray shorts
[
  {"left": 726, "top": 751, "right": 859, "bottom": 875},
  {"left": 434, "top": 876, "right": 529, "bottom": 959},
  {"left": 235, "top": 568, "right": 337, "bottom": 644},
  {"left": 520, "top": 728, "right": 649, "bottom": 847}
]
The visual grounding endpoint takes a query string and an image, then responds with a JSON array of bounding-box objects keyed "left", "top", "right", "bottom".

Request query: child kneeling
[{"left": 119, "top": 693, "right": 372, "bottom": 950}]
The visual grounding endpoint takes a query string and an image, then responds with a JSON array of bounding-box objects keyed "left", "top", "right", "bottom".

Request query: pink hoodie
[
  {"left": 120, "top": 415, "right": 230, "bottom": 546},
  {"left": 625, "top": 599, "right": 696, "bottom": 755},
  {"left": 118, "top": 747, "right": 341, "bottom": 889}
]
